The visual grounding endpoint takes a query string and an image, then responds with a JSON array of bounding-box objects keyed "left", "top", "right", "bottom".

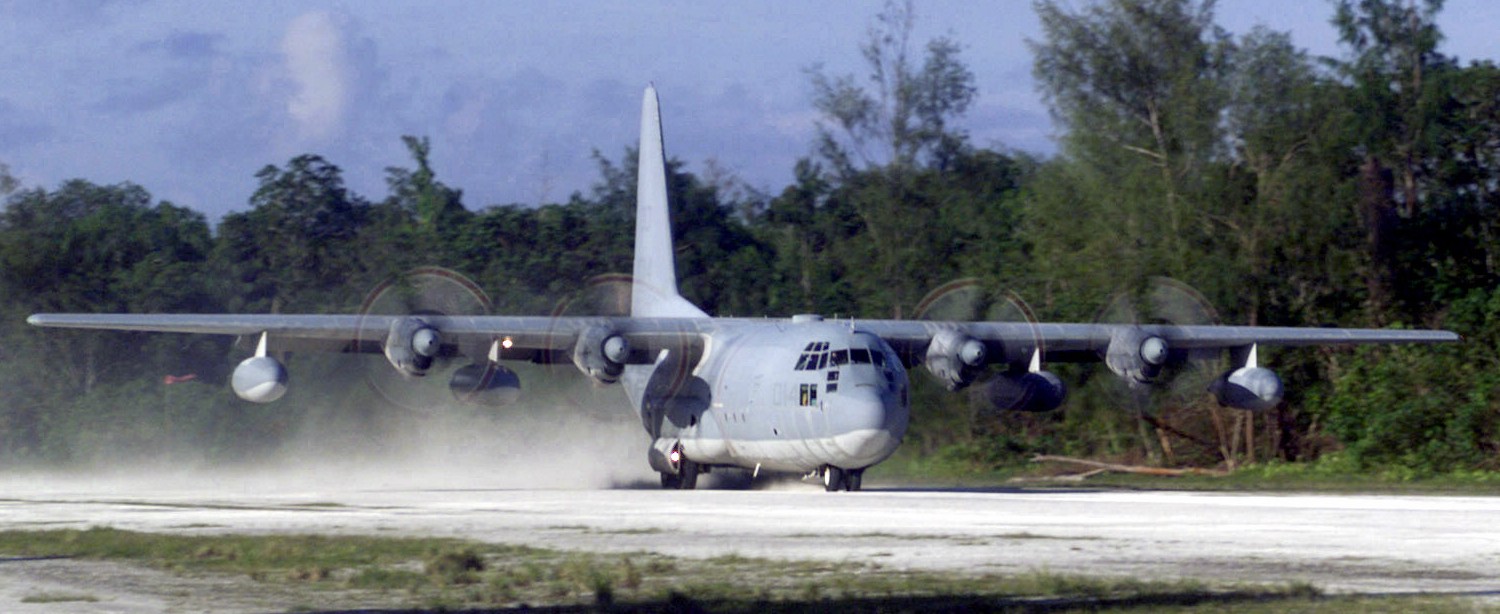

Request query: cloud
[{"left": 281, "top": 11, "right": 353, "bottom": 142}]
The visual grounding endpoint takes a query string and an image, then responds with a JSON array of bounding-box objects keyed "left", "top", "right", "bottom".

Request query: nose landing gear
[
  {"left": 660, "top": 444, "right": 699, "bottom": 490},
  {"left": 821, "top": 466, "right": 864, "bottom": 492}
]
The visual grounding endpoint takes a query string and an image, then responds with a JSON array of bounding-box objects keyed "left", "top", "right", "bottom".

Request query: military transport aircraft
[{"left": 29, "top": 86, "right": 1459, "bottom": 491}]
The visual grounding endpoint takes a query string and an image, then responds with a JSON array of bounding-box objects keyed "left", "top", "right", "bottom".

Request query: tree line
[{"left": 0, "top": 0, "right": 1495, "bottom": 475}]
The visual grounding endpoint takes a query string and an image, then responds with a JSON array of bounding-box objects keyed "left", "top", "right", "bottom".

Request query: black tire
[
  {"left": 847, "top": 469, "right": 863, "bottom": 492},
  {"left": 679, "top": 459, "right": 700, "bottom": 490},
  {"left": 660, "top": 472, "right": 681, "bottom": 489},
  {"left": 823, "top": 466, "right": 846, "bottom": 492}
]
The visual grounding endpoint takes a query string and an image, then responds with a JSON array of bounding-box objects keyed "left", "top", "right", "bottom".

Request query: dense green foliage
[{"left": 0, "top": 0, "right": 1495, "bottom": 475}]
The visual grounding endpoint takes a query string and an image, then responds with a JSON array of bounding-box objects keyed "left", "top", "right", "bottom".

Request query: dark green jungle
[{"left": 2, "top": 0, "right": 1497, "bottom": 481}]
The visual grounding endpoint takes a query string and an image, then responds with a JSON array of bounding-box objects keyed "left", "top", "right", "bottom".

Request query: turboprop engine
[
  {"left": 573, "top": 325, "right": 629, "bottom": 385},
  {"left": 384, "top": 317, "right": 442, "bottom": 377},
  {"left": 449, "top": 362, "right": 522, "bottom": 407},
  {"left": 1104, "top": 328, "right": 1170, "bottom": 384},
  {"left": 982, "top": 369, "right": 1067, "bottom": 412},
  {"left": 232, "top": 355, "right": 287, "bottom": 403},
  {"left": 925, "top": 329, "right": 988, "bottom": 391}
]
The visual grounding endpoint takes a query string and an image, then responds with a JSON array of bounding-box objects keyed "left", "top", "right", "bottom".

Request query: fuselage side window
[{"left": 798, "top": 383, "right": 819, "bottom": 406}]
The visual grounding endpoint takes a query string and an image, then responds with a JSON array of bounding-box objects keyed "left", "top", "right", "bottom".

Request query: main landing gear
[{"left": 822, "top": 466, "right": 864, "bottom": 492}]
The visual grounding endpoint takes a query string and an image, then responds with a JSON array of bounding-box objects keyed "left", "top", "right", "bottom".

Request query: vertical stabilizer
[{"left": 633, "top": 85, "right": 708, "bottom": 318}]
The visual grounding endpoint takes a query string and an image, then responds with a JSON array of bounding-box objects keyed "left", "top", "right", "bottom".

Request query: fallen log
[{"left": 1030, "top": 455, "right": 1229, "bottom": 478}]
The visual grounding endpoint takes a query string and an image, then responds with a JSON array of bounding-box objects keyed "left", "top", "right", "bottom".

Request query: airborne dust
[{"left": 0, "top": 356, "right": 665, "bottom": 496}]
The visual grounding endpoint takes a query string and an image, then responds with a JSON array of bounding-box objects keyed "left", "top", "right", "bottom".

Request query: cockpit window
[
  {"left": 850, "top": 348, "right": 872, "bottom": 364},
  {"left": 871, "top": 349, "right": 886, "bottom": 367},
  {"left": 795, "top": 341, "right": 833, "bottom": 370},
  {"left": 830, "top": 350, "right": 849, "bottom": 366}
]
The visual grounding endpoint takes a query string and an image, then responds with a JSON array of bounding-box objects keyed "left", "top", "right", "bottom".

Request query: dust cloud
[{"left": 0, "top": 363, "right": 662, "bottom": 496}]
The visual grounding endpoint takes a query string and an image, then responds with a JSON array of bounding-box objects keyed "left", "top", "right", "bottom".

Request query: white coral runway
[{"left": 3, "top": 475, "right": 1499, "bottom": 598}]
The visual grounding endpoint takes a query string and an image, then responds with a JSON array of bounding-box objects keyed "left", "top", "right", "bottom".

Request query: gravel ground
[{"left": 2, "top": 472, "right": 1499, "bottom": 611}]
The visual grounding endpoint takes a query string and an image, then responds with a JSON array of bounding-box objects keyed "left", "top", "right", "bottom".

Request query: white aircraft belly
[{"left": 685, "top": 413, "right": 898, "bottom": 473}]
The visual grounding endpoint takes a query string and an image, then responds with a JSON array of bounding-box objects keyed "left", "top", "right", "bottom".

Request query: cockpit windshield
[{"left": 795, "top": 339, "right": 890, "bottom": 371}]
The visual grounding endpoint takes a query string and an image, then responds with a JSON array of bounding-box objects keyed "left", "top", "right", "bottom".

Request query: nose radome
[{"left": 831, "top": 388, "right": 898, "bottom": 462}]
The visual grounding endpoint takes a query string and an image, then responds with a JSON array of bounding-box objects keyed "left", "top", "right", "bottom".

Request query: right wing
[{"left": 26, "top": 313, "right": 711, "bottom": 365}]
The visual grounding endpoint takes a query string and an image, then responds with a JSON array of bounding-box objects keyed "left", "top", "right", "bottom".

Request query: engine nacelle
[
  {"left": 1210, "top": 366, "right": 1283, "bottom": 411},
  {"left": 925, "top": 330, "right": 988, "bottom": 391},
  {"left": 449, "top": 363, "right": 522, "bottom": 407},
  {"left": 232, "top": 355, "right": 288, "bottom": 403},
  {"left": 384, "top": 317, "right": 442, "bottom": 377},
  {"left": 1105, "top": 329, "right": 1169, "bottom": 384},
  {"left": 572, "top": 326, "right": 628, "bottom": 385},
  {"left": 983, "top": 370, "right": 1067, "bottom": 412}
]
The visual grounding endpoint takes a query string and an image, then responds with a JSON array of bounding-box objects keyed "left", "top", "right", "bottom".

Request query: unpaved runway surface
[{"left": 2, "top": 474, "right": 1499, "bottom": 609}]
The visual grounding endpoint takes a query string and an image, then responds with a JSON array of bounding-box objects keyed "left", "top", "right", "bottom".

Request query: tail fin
[{"left": 632, "top": 85, "right": 708, "bottom": 319}]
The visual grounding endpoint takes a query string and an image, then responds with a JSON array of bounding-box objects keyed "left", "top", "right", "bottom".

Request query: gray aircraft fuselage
[{"left": 625, "top": 317, "right": 910, "bottom": 475}]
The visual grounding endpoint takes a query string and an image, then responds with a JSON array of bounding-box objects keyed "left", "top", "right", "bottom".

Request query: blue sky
[{"left": 1, "top": 1, "right": 1497, "bottom": 219}]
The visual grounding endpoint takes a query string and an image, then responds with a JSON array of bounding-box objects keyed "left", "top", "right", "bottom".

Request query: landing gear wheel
[
  {"left": 847, "top": 469, "right": 864, "bottom": 492},
  {"left": 661, "top": 459, "right": 699, "bottom": 490},
  {"left": 659, "top": 472, "right": 681, "bottom": 489},
  {"left": 823, "top": 466, "right": 847, "bottom": 492}
]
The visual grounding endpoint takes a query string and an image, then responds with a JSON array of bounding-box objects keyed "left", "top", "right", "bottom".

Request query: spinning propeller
[
  {"left": 1094, "top": 276, "right": 1224, "bottom": 404},
  {"left": 357, "top": 267, "right": 505, "bottom": 411},
  {"left": 914, "top": 279, "right": 1064, "bottom": 413}
]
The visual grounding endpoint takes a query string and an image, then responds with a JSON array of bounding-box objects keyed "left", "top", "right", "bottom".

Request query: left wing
[
  {"left": 854, "top": 318, "right": 1458, "bottom": 411},
  {"left": 854, "top": 319, "right": 1460, "bottom": 364}
]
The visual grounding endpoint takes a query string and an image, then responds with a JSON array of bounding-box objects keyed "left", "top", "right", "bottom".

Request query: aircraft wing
[
  {"left": 851, "top": 319, "right": 1460, "bottom": 365},
  {"left": 29, "top": 313, "right": 1459, "bottom": 362},
  {"left": 25, "top": 313, "right": 709, "bottom": 363}
]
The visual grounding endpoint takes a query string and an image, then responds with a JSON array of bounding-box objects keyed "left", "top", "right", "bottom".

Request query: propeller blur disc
[{"left": 358, "top": 267, "right": 492, "bottom": 412}]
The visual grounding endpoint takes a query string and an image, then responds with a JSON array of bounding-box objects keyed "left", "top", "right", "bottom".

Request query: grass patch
[
  {"left": 1073, "top": 462, "right": 1500, "bottom": 494},
  {"left": 0, "top": 527, "right": 1482, "bottom": 612},
  {"left": 872, "top": 445, "right": 1500, "bottom": 495},
  {"left": 20, "top": 592, "right": 100, "bottom": 603},
  {"left": 595, "top": 527, "right": 666, "bottom": 535}
]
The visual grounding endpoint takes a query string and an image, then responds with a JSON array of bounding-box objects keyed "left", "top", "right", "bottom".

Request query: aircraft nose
[{"left": 830, "top": 387, "right": 901, "bottom": 463}]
